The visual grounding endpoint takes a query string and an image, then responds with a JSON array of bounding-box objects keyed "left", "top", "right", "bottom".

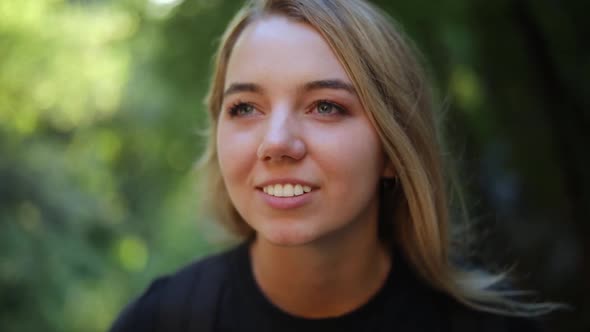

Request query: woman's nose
[{"left": 256, "top": 109, "right": 306, "bottom": 162}]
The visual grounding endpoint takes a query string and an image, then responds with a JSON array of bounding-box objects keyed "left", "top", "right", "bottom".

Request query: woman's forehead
[{"left": 225, "top": 15, "right": 352, "bottom": 91}]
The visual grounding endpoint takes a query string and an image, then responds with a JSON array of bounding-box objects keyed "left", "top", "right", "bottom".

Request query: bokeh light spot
[
  {"left": 116, "top": 235, "right": 148, "bottom": 272},
  {"left": 450, "top": 65, "right": 483, "bottom": 111}
]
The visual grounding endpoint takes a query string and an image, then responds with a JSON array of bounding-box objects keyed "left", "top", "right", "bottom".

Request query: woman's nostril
[{"left": 257, "top": 133, "right": 306, "bottom": 162}]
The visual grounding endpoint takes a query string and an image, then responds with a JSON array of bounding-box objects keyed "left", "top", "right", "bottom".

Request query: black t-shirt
[
  {"left": 110, "top": 242, "right": 541, "bottom": 332},
  {"left": 215, "top": 242, "right": 449, "bottom": 332}
]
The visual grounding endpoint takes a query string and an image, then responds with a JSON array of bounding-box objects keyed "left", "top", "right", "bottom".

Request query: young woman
[{"left": 110, "top": 0, "right": 558, "bottom": 331}]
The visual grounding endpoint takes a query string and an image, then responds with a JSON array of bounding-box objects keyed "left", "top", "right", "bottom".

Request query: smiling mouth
[{"left": 262, "top": 183, "right": 312, "bottom": 197}]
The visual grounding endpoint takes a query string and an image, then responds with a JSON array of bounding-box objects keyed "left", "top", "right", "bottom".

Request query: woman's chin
[{"left": 256, "top": 223, "right": 321, "bottom": 247}]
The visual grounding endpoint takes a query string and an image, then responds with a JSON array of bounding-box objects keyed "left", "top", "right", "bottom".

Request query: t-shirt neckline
[{"left": 231, "top": 241, "right": 412, "bottom": 330}]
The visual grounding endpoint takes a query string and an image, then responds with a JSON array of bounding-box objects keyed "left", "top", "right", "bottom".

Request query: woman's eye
[
  {"left": 229, "top": 102, "right": 256, "bottom": 117},
  {"left": 314, "top": 101, "right": 346, "bottom": 116}
]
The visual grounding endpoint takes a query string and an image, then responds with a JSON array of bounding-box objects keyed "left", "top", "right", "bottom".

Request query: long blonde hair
[{"left": 199, "top": 0, "right": 559, "bottom": 316}]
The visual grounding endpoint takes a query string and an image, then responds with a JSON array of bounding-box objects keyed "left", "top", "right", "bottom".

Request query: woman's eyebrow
[
  {"left": 223, "top": 82, "right": 263, "bottom": 97},
  {"left": 303, "top": 79, "right": 356, "bottom": 95},
  {"left": 223, "top": 79, "right": 356, "bottom": 98}
]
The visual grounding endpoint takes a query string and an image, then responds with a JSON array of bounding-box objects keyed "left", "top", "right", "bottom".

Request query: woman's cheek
[{"left": 218, "top": 128, "right": 257, "bottom": 177}]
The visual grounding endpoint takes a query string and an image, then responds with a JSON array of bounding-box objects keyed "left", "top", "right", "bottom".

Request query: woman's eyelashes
[
  {"left": 226, "top": 99, "right": 349, "bottom": 118},
  {"left": 228, "top": 101, "right": 257, "bottom": 117},
  {"left": 310, "top": 100, "right": 348, "bottom": 116}
]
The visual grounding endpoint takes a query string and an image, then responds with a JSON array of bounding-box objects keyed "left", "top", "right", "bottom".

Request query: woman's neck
[{"left": 250, "top": 223, "right": 392, "bottom": 319}]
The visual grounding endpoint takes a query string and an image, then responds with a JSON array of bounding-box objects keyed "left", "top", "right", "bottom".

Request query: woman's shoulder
[
  {"left": 445, "top": 297, "right": 546, "bottom": 332},
  {"left": 394, "top": 250, "right": 546, "bottom": 332},
  {"left": 109, "top": 244, "right": 243, "bottom": 332},
  {"left": 416, "top": 282, "right": 545, "bottom": 332},
  {"left": 109, "top": 275, "right": 169, "bottom": 332}
]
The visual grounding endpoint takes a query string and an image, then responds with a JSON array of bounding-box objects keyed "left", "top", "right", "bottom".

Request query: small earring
[{"left": 380, "top": 177, "right": 398, "bottom": 190}]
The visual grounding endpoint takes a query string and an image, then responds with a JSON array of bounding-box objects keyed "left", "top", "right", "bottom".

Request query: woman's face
[{"left": 217, "top": 16, "right": 390, "bottom": 246}]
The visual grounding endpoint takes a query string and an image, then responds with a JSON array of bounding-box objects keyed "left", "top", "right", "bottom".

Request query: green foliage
[
  {"left": 1, "top": 0, "right": 587, "bottom": 331},
  {"left": 0, "top": 0, "right": 234, "bottom": 331}
]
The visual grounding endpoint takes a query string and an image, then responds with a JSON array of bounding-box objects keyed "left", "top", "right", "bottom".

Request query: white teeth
[
  {"left": 283, "top": 184, "right": 294, "bottom": 197},
  {"left": 294, "top": 184, "right": 303, "bottom": 195},
  {"left": 262, "top": 183, "right": 312, "bottom": 197},
  {"left": 273, "top": 184, "right": 283, "bottom": 197}
]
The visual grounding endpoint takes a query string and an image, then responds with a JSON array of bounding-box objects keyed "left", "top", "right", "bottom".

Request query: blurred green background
[{"left": 0, "top": 0, "right": 587, "bottom": 331}]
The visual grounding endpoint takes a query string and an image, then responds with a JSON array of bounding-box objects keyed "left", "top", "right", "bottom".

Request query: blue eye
[
  {"left": 315, "top": 101, "right": 346, "bottom": 115},
  {"left": 229, "top": 102, "right": 256, "bottom": 117}
]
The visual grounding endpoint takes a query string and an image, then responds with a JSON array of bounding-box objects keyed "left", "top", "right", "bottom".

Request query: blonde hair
[{"left": 199, "top": 0, "right": 559, "bottom": 316}]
